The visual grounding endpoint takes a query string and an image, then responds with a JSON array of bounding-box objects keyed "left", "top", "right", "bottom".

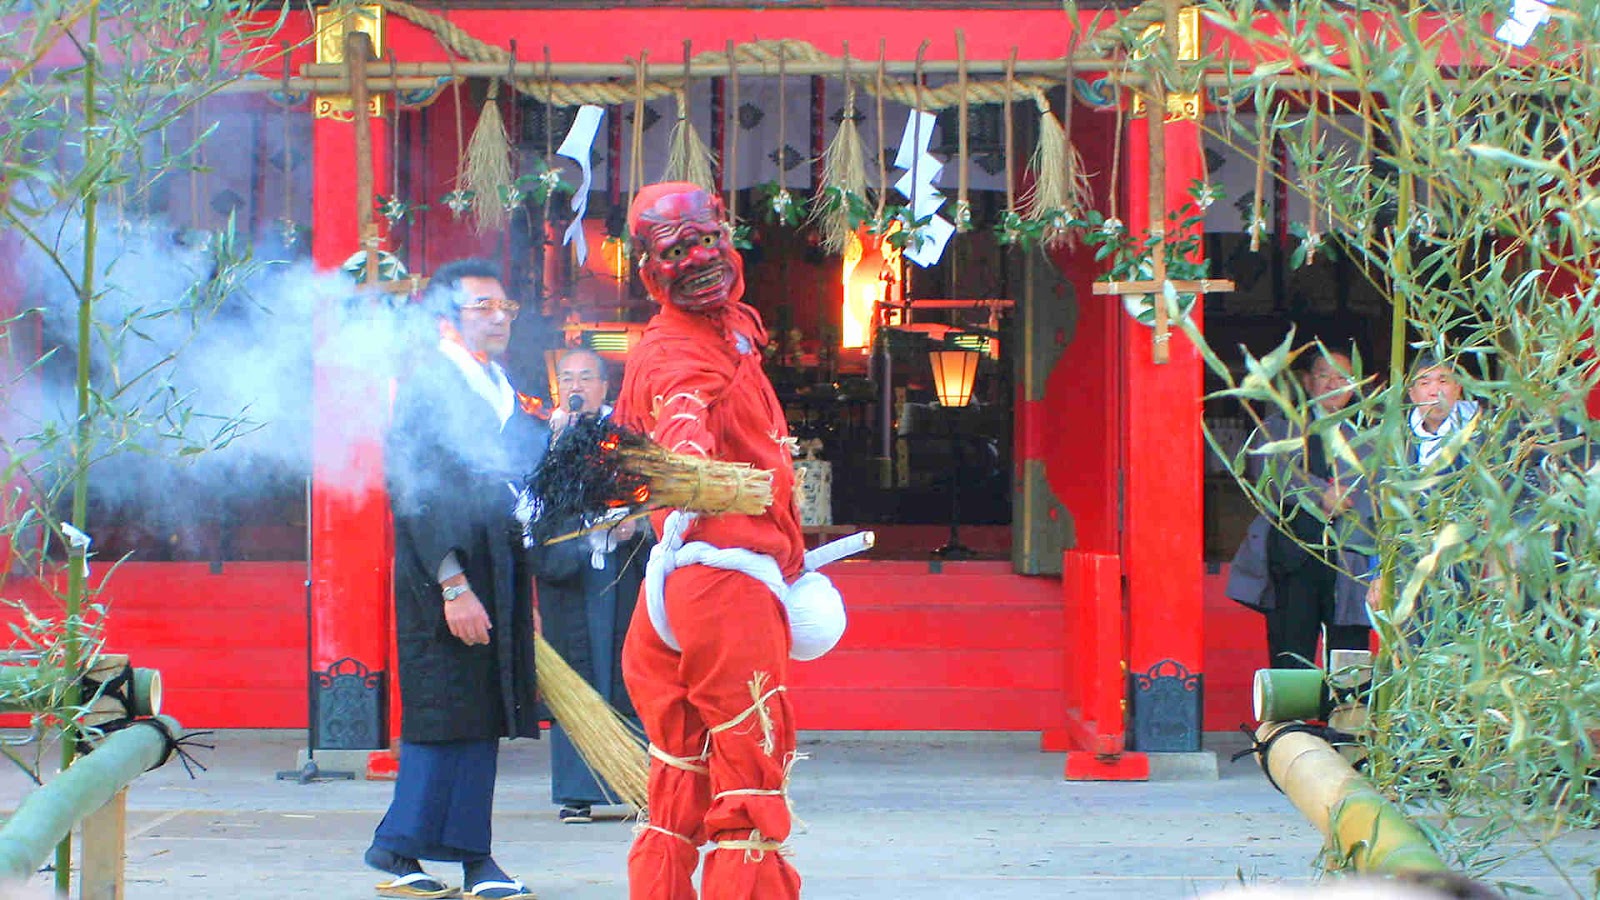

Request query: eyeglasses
[
  {"left": 460, "top": 300, "right": 521, "bottom": 319},
  {"left": 556, "top": 372, "right": 603, "bottom": 386}
]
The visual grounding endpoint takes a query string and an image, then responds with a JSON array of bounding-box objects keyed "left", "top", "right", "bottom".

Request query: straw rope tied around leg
[
  {"left": 713, "top": 749, "right": 812, "bottom": 835},
  {"left": 709, "top": 671, "right": 785, "bottom": 756},
  {"left": 707, "top": 673, "right": 795, "bottom": 861}
]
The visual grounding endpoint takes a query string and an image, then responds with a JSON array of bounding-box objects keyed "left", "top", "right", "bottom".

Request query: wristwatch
[{"left": 442, "top": 584, "right": 470, "bottom": 602}]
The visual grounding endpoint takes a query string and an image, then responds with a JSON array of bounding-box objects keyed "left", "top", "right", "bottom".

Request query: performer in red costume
[{"left": 614, "top": 182, "right": 811, "bottom": 900}]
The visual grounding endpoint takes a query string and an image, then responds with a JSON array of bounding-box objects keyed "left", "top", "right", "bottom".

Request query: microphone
[{"left": 568, "top": 394, "right": 584, "bottom": 413}]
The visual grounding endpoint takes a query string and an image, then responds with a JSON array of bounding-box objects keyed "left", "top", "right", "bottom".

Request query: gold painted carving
[
  {"left": 1130, "top": 6, "right": 1202, "bottom": 121},
  {"left": 314, "top": 5, "right": 385, "bottom": 120}
]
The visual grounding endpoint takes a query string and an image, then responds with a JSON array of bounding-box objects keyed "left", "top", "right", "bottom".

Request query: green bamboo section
[
  {"left": 1253, "top": 669, "right": 1327, "bottom": 722},
  {"left": 0, "top": 665, "right": 161, "bottom": 718},
  {"left": 0, "top": 716, "right": 180, "bottom": 885}
]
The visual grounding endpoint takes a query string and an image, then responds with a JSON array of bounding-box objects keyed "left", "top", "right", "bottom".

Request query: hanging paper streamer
[
  {"left": 893, "top": 109, "right": 953, "bottom": 268},
  {"left": 558, "top": 104, "right": 605, "bottom": 265}
]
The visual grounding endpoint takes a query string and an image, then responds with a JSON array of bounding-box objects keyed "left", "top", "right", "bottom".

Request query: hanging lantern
[{"left": 929, "top": 349, "right": 979, "bottom": 409}]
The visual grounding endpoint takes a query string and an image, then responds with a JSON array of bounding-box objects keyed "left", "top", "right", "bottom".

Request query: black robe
[
  {"left": 530, "top": 516, "right": 650, "bottom": 718},
  {"left": 386, "top": 350, "right": 549, "bottom": 743}
]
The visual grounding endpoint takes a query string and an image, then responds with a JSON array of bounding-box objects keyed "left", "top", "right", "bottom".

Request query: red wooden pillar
[
  {"left": 1119, "top": 98, "right": 1207, "bottom": 753},
  {"left": 308, "top": 101, "right": 393, "bottom": 753}
]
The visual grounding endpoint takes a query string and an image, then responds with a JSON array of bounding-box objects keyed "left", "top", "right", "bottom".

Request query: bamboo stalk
[
  {"left": 1145, "top": 0, "right": 1177, "bottom": 366},
  {"left": 59, "top": 6, "right": 104, "bottom": 890},
  {"left": 347, "top": 32, "right": 379, "bottom": 283}
]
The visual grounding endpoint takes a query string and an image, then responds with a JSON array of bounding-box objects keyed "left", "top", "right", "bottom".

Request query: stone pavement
[{"left": 0, "top": 730, "right": 1584, "bottom": 898}]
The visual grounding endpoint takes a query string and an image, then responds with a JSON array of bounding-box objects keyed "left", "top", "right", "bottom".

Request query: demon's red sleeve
[{"left": 614, "top": 337, "right": 732, "bottom": 460}]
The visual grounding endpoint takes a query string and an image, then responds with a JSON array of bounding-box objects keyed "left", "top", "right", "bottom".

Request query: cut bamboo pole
[
  {"left": 0, "top": 662, "right": 162, "bottom": 721},
  {"left": 1253, "top": 668, "right": 1327, "bottom": 722},
  {"left": 0, "top": 717, "right": 182, "bottom": 884},
  {"left": 1254, "top": 722, "right": 1451, "bottom": 875}
]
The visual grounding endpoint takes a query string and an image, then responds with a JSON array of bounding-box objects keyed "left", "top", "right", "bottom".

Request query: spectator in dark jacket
[
  {"left": 1227, "top": 350, "right": 1373, "bottom": 669},
  {"left": 533, "top": 349, "right": 652, "bottom": 824}
]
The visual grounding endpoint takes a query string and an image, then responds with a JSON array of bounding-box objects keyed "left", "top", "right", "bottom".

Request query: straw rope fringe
[
  {"left": 665, "top": 90, "right": 716, "bottom": 192},
  {"left": 664, "top": 41, "right": 717, "bottom": 193},
  {"left": 374, "top": 0, "right": 1156, "bottom": 109},
  {"left": 1022, "top": 93, "right": 1093, "bottom": 246},
  {"left": 461, "top": 80, "right": 513, "bottom": 232},
  {"left": 534, "top": 634, "right": 649, "bottom": 810},
  {"left": 811, "top": 46, "right": 867, "bottom": 253}
]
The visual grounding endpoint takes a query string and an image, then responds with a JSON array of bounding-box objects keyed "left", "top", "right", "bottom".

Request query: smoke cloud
[{"left": 8, "top": 206, "right": 499, "bottom": 560}]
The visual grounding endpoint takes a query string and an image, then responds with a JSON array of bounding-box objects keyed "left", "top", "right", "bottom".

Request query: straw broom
[
  {"left": 534, "top": 634, "right": 649, "bottom": 810},
  {"left": 461, "top": 79, "right": 515, "bottom": 233},
  {"left": 810, "top": 43, "right": 868, "bottom": 255},
  {"left": 524, "top": 415, "right": 773, "bottom": 548},
  {"left": 1022, "top": 91, "right": 1091, "bottom": 248},
  {"left": 664, "top": 41, "right": 717, "bottom": 194}
]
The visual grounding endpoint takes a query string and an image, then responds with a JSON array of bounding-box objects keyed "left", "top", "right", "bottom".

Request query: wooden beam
[{"left": 78, "top": 789, "right": 126, "bottom": 900}]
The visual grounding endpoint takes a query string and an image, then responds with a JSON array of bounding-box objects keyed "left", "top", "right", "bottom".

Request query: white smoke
[{"left": 9, "top": 206, "right": 458, "bottom": 554}]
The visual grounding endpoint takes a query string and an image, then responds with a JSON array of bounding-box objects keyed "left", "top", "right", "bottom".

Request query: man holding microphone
[{"left": 532, "top": 349, "right": 651, "bottom": 823}]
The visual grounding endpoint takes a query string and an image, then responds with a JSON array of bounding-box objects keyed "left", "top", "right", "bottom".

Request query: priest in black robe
[{"left": 366, "top": 258, "right": 548, "bottom": 900}]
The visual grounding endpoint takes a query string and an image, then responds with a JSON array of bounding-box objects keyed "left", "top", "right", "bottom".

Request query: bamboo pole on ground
[
  {"left": 1254, "top": 722, "right": 1450, "bottom": 875},
  {"left": 0, "top": 717, "right": 183, "bottom": 884}
]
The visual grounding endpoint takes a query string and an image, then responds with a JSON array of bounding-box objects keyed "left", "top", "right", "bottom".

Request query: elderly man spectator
[{"left": 532, "top": 349, "right": 652, "bottom": 824}]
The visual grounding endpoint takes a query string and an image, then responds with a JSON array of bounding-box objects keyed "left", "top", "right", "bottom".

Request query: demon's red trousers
[{"left": 622, "top": 564, "right": 801, "bottom": 900}]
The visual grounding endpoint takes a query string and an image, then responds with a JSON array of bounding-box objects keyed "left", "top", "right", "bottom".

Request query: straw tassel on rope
[
  {"left": 664, "top": 40, "right": 716, "bottom": 193},
  {"left": 461, "top": 79, "right": 515, "bottom": 233},
  {"left": 874, "top": 41, "right": 889, "bottom": 224},
  {"left": 628, "top": 52, "right": 647, "bottom": 216},
  {"left": 1305, "top": 83, "right": 1322, "bottom": 264},
  {"left": 811, "top": 42, "right": 867, "bottom": 255},
  {"left": 1249, "top": 103, "right": 1270, "bottom": 252},
  {"left": 1022, "top": 92, "right": 1086, "bottom": 248},
  {"left": 1061, "top": 52, "right": 1093, "bottom": 223},
  {"left": 1003, "top": 49, "right": 1018, "bottom": 218}
]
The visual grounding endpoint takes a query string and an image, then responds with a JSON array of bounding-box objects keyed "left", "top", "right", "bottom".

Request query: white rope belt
[{"left": 644, "top": 510, "right": 862, "bottom": 659}]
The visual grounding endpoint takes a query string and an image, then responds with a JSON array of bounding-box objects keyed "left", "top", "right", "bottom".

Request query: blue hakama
[
  {"left": 551, "top": 569, "right": 630, "bottom": 807},
  {"left": 373, "top": 738, "right": 498, "bottom": 862}
]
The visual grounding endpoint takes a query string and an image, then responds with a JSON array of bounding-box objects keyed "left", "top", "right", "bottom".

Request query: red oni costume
[{"left": 613, "top": 183, "right": 807, "bottom": 900}]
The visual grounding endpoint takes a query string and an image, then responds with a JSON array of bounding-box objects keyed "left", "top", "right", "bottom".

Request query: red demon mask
[{"left": 627, "top": 182, "right": 745, "bottom": 312}]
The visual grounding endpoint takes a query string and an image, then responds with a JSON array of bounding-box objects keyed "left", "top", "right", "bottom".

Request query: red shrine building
[{"left": 2, "top": 1, "right": 1456, "bottom": 779}]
